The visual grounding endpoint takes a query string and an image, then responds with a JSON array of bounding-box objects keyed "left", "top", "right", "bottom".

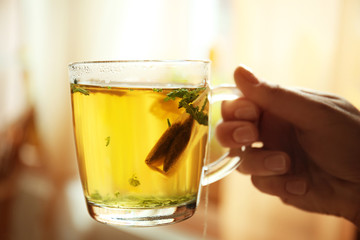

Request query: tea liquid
[{"left": 71, "top": 85, "right": 208, "bottom": 208}]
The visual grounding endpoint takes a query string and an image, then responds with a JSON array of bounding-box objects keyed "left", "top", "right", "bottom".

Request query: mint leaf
[
  {"left": 129, "top": 175, "right": 140, "bottom": 187},
  {"left": 153, "top": 88, "right": 163, "bottom": 92},
  {"left": 167, "top": 118, "right": 171, "bottom": 127},
  {"left": 71, "top": 83, "right": 90, "bottom": 95},
  {"left": 164, "top": 88, "right": 208, "bottom": 126},
  {"left": 164, "top": 88, "right": 189, "bottom": 101},
  {"left": 105, "top": 136, "right": 110, "bottom": 146},
  {"left": 184, "top": 104, "right": 208, "bottom": 126}
]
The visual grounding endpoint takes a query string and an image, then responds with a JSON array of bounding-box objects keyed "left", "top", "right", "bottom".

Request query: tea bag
[
  {"left": 145, "top": 116, "right": 194, "bottom": 173},
  {"left": 145, "top": 88, "right": 208, "bottom": 174}
]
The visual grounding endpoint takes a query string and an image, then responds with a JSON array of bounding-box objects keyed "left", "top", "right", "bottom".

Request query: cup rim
[{"left": 69, "top": 59, "right": 210, "bottom": 68}]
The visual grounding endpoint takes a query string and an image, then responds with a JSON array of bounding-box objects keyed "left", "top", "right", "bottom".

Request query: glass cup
[{"left": 68, "top": 60, "right": 242, "bottom": 227}]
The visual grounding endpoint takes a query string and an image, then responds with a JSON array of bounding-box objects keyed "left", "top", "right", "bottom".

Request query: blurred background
[{"left": 1, "top": 0, "right": 360, "bottom": 239}]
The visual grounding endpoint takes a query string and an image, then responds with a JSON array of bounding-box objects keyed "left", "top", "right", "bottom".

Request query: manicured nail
[
  {"left": 285, "top": 180, "right": 307, "bottom": 196},
  {"left": 264, "top": 155, "right": 286, "bottom": 172},
  {"left": 233, "top": 126, "right": 256, "bottom": 144},
  {"left": 234, "top": 107, "right": 257, "bottom": 120}
]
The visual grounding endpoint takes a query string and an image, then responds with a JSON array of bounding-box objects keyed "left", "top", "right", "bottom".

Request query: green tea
[{"left": 71, "top": 84, "right": 209, "bottom": 208}]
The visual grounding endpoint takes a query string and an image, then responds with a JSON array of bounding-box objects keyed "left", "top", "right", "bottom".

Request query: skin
[{"left": 216, "top": 65, "right": 360, "bottom": 227}]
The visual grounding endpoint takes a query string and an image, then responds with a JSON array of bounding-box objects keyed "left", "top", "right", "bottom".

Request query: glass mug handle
[{"left": 202, "top": 85, "right": 244, "bottom": 186}]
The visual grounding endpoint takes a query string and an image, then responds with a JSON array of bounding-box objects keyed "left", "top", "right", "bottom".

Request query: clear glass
[{"left": 69, "top": 60, "right": 241, "bottom": 226}]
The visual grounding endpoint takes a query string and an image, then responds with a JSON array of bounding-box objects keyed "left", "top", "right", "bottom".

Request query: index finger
[{"left": 221, "top": 98, "right": 260, "bottom": 122}]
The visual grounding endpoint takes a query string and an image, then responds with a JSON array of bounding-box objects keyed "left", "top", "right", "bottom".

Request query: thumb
[{"left": 234, "top": 65, "right": 323, "bottom": 130}]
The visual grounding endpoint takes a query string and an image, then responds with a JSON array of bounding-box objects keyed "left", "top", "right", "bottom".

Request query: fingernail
[
  {"left": 233, "top": 126, "right": 256, "bottom": 144},
  {"left": 264, "top": 155, "right": 286, "bottom": 172},
  {"left": 236, "top": 65, "right": 259, "bottom": 84},
  {"left": 285, "top": 180, "right": 307, "bottom": 196},
  {"left": 234, "top": 107, "right": 257, "bottom": 120},
  {"left": 238, "top": 64, "right": 254, "bottom": 74}
]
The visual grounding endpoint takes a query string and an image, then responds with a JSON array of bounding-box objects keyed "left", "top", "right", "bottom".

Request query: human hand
[{"left": 216, "top": 65, "right": 360, "bottom": 227}]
